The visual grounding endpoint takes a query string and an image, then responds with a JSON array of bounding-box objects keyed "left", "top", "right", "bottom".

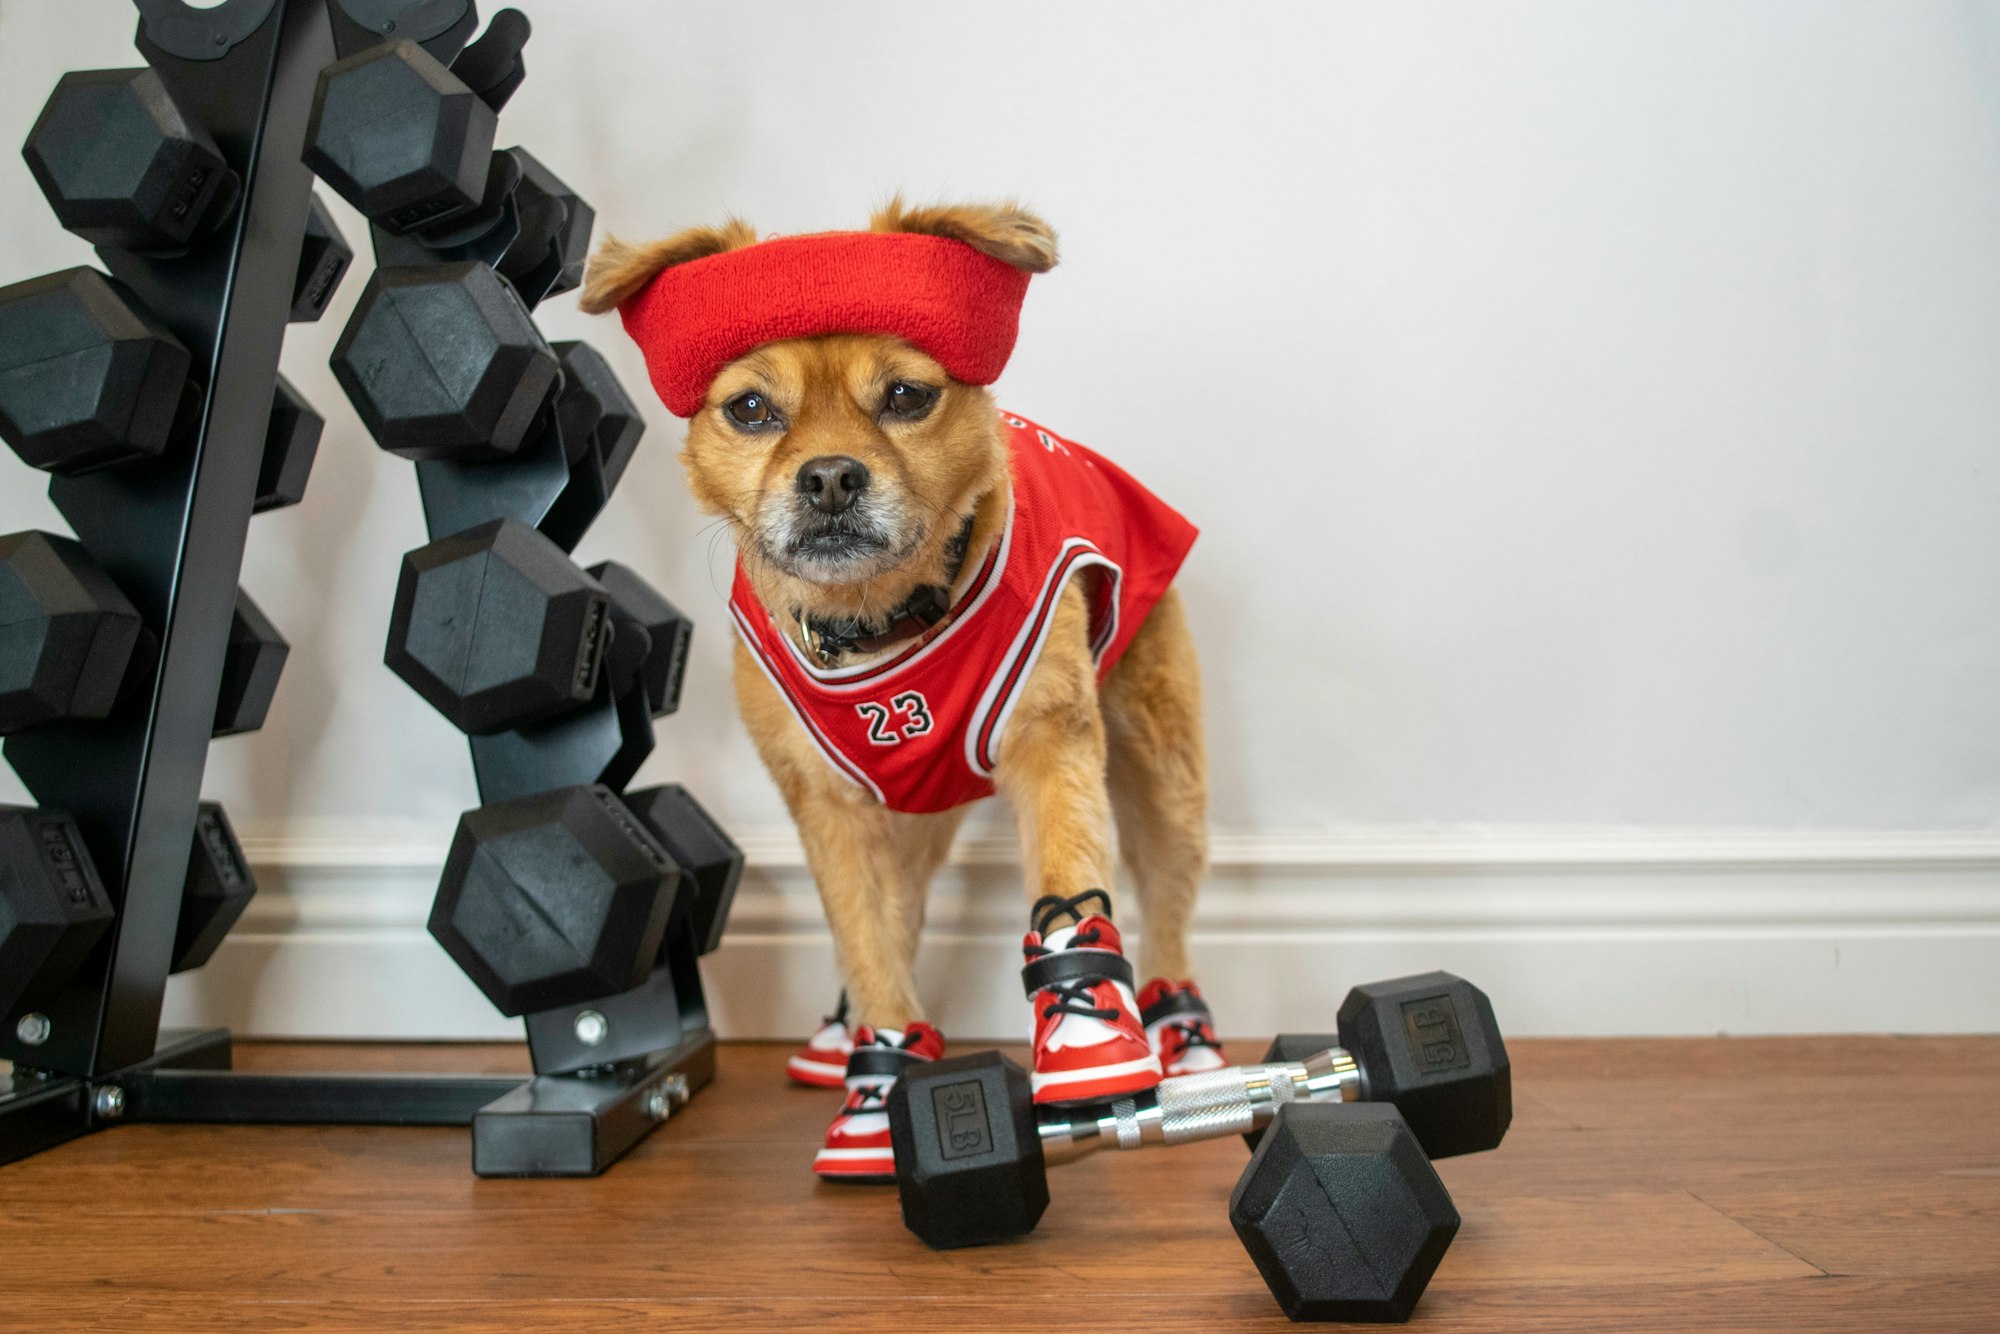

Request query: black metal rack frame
[{"left": 1, "top": 0, "right": 715, "bottom": 1177}]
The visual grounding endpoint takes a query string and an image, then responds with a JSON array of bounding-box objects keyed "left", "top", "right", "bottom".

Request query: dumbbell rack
[{"left": 2, "top": 0, "right": 718, "bottom": 1176}]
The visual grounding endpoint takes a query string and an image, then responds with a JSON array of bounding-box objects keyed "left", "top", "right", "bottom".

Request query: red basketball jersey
[{"left": 730, "top": 412, "right": 1198, "bottom": 814}]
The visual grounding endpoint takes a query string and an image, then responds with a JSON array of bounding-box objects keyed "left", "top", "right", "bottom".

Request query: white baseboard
[{"left": 160, "top": 826, "right": 2000, "bottom": 1041}]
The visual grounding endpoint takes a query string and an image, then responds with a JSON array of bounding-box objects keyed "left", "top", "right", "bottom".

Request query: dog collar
[{"left": 794, "top": 514, "right": 976, "bottom": 666}]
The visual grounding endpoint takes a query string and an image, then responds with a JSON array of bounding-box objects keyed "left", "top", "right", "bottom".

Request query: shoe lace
[
  {"left": 1028, "top": 889, "right": 1113, "bottom": 940},
  {"left": 1023, "top": 890, "right": 1122, "bottom": 1025},
  {"left": 844, "top": 1025, "right": 928, "bottom": 1111},
  {"left": 1166, "top": 1017, "right": 1222, "bottom": 1053},
  {"left": 1039, "top": 977, "right": 1122, "bottom": 1025}
]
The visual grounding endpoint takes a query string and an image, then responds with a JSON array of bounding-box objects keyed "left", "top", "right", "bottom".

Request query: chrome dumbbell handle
[{"left": 1038, "top": 1047, "right": 1364, "bottom": 1160}]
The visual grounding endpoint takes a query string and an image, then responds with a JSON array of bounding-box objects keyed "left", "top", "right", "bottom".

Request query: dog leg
[
  {"left": 884, "top": 807, "right": 969, "bottom": 969},
  {"left": 991, "top": 584, "right": 1115, "bottom": 907},
  {"left": 993, "top": 585, "right": 1166, "bottom": 1102},
  {"left": 734, "top": 643, "right": 921, "bottom": 1029},
  {"left": 1102, "top": 585, "right": 1207, "bottom": 983}
]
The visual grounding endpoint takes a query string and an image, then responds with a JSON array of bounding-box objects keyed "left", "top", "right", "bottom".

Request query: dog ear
[
  {"left": 869, "top": 196, "right": 1058, "bottom": 274},
  {"left": 578, "top": 218, "right": 760, "bottom": 313}
]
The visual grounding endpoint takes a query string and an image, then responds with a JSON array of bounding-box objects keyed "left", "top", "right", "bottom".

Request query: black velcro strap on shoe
[
  {"left": 1021, "top": 948, "right": 1135, "bottom": 999},
  {"left": 1140, "top": 986, "right": 1213, "bottom": 1029},
  {"left": 845, "top": 1044, "right": 926, "bottom": 1081}
]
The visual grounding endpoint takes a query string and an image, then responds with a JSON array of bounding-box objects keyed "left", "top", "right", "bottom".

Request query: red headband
[{"left": 616, "top": 231, "right": 1033, "bottom": 418}]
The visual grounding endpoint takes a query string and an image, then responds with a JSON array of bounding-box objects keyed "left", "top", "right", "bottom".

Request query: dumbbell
[
  {"left": 556, "top": 342, "right": 646, "bottom": 502},
  {"left": 289, "top": 192, "right": 353, "bottom": 325},
  {"left": 303, "top": 39, "right": 496, "bottom": 237},
  {"left": 538, "top": 342, "right": 648, "bottom": 550},
  {"left": 372, "top": 146, "right": 596, "bottom": 311},
  {"left": 255, "top": 377, "right": 324, "bottom": 515},
  {"left": 0, "top": 267, "right": 196, "bottom": 475},
  {"left": 24, "top": 66, "right": 240, "bottom": 255},
  {"left": 0, "top": 805, "right": 114, "bottom": 1021},
  {"left": 169, "top": 802, "right": 258, "bottom": 975},
  {"left": 0, "top": 530, "right": 144, "bottom": 734},
  {"left": 428, "top": 783, "right": 681, "bottom": 1015},
  {"left": 385, "top": 517, "right": 611, "bottom": 735},
  {"left": 624, "top": 785, "right": 743, "bottom": 957},
  {"left": 888, "top": 1046, "right": 1460, "bottom": 1322},
  {"left": 386, "top": 518, "right": 692, "bottom": 740},
  {"left": 331, "top": 261, "right": 560, "bottom": 463},
  {"left": 1245, "top": 970, "right": 1510, "bottom": 1161},
  {"left": 213, "top": 590, "right": 290, "bottom": 738},
  {"left": 589, "top": 562, "right": 690, "bottom": 720}
]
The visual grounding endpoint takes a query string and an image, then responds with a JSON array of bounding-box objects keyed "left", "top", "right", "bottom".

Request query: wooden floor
[{"left": 2, "top": 1037, "right": 1998, "bottom": 1331}]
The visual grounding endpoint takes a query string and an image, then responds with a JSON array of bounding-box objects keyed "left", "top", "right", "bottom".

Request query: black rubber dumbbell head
[
  {"left": 1338, "top": 971, "right": 1511, "bottom": 1159},
  {"left": 303, "top": 39, "right": 496, "bottom": 235},
  {"left": 24, "top": 67, "right": 240, "bottom": 255},
  {"left": 169, "top": 802, "right": 256, "bottom": 974},
  {"left": 386, "top": 518, "right": 612, "bottom": 735},
  {"left": 331, "top": 262, "right": 560, "bottom": 463},
  {"left": 504, "top": 149, "right": 594, "bottom": 307},
  {"left": 0, "top": 268, "right": 193, "bottom": 475},
  {"left": 554, "top": 341, "right": 644, "bottom": 497},
  {"left": 254, "top": 376, "right": 323, "bottom": 514},
  {"left": 0, "top": 805, "right": 114, "bottom": 1018},
  {"left": 887, "top": 1049, "right": 1048, "bottom": 1249},
  {"left": 290, "top": 191, "right": 352, "bottom": 323},
  {"left": 212, "top": 590, "right": 289, "bottom": 738},
  {"left": 622, "top": 785, "right": 743, "bottom": 957},
  {"left": 587, "top": 562, "right": 690, "bottom": 718},
  {"left": 1230, "top": 1102, "right": 1459, "bottom": 1323},
  {"left": 1248, "top": 973, "right": 1512, "bottom": 1160},
  {"left": 0, "top": 531, "right": 143, "bottom": 735},
  {"left": 429, "top": 783, "right": 679, "bottom": 1016}
]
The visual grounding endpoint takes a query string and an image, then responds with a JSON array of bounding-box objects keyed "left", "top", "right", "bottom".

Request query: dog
[{"left": 582, "top": 201, "right": 1224, "bottom": 1180}]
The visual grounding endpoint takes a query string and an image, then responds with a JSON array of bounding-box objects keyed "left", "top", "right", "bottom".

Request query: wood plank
[{"left": 2, "top": 1037, "right": 1997, "bottom": 1331}]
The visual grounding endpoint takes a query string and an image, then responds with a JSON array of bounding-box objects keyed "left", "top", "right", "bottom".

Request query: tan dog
[{"left": 584, "top": 202, "right": 1219, "bottom": 1177}]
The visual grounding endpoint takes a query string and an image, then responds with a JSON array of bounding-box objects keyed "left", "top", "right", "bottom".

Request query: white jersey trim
[{"left": 964, "top": 537, "right": 1124, "bottom": 779}]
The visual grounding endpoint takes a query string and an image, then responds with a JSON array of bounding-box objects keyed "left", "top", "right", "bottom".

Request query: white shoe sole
[
  {"left": 1029, "top": 1051, "right": 1163, "bottom": 1097},
  {"left": 787, "top": 1053, "right": 849, "bottom": 1083}
]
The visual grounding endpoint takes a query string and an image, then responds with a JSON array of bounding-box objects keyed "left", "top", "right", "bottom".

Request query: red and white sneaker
[
  {"left": 1138, "top": 978, "right": 1229, "bottom": 1076},
  {"left": 1021, "top": 891, "right": 1163, "bottom": 1104},
  {"left": 786, "top": 991, "right": 853, "bottom": 1088},
  {"left": 812, "top": 1022, "right": 945, "bottom": 1182}
]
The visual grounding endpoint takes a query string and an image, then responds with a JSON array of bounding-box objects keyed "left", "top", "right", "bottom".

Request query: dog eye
[
  {"left": 724, "top": 392, "right": 780, "bottom": 429},
  {"left": 883, "top": 381, "right": 937, "bottom": 420}
]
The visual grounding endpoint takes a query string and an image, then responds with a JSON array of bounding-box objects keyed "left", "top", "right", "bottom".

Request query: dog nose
[{"left": 796, "top": 455, "right": 870, "bottom": 515}]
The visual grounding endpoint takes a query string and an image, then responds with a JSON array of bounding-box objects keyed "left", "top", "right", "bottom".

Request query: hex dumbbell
[
  {"left": 888, "top": 1046, "right": 1462, "bottom": 1321},
  {"left": 623, "top": 784, "right": 743, "bottom": 957},
  {"left": 303, "top": 39, "right": 496, "bottom": 236},
  {"left": 0, "top": 530, "right": 144, "bottom": 734},
  {"left": 169, "top": 802, "right": 257, "bottom": 975},
  {"left": 0, "top": 268, "right": 194, "bottom": 475},
  {"left": 1245, "top": 970, "right": 1511, "bottom": 1160},
  {"left": 25, "top": 66, "right": 240, "bottom": 255},
  {"left": 0, "top": 805, "right": 115, "bottom": 1020},
  {"left": 428, "top": 783, "right": 681, "bottom": 1016},
  {"left": 331, "top": 261, "right": 560, "bottom": 463},
  {"left": 385, "top": 518, "right": 612, "bottom": 736}
]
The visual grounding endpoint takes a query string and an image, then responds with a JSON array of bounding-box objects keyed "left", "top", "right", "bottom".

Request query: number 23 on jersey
[{"left": 856, "top": 691, "right": 933, "bottom": 746}]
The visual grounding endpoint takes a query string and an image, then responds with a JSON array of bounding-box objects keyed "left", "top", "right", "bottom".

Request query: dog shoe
[
  {"left": 1021, "top": 891, "right": 1163, "bottom": 1104},
  {"left": 813, "top": 1021, "right": 945, "bottom": 1181},
  {"left": 787, "top": 991, "right": 853, "bottom": 1088},
  {"left": 1138, "top": 978, "right": 1228, "bottom": 1076}
]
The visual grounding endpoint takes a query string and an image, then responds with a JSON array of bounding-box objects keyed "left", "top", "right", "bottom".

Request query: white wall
[{"left": 1, "top": 1, "right": 1996, "bottom": 1037}]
